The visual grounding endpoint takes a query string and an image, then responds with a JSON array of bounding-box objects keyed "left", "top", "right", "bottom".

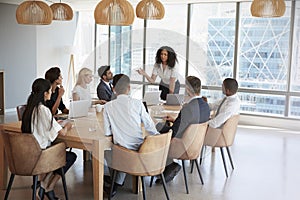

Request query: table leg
[
  {"left": 0, "top": 127, "right": 8, "bottom": 190},
  {"left": 92, "top": 140, "right": 104, "bottom": 200},
  {"left": 132, "top": 176, "right": 143, "bottom": 194},
  {"left": 132, "top": 176, "right": 138, "bottom": 194}
]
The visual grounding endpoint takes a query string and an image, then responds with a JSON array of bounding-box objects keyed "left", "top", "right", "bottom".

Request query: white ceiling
[{"left": 0, "top": 0, "right": 248, "bottom": 11}]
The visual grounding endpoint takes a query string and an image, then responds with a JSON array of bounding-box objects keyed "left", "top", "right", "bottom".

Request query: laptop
[
  {"left": 68, "top": 100, "right": 90, "bottom": 119},
  {"left": 143, "top": 91, "right": 161, "bottom": 106},
  {"left": 165, "top": 94, "right": 185, "bottom": 105}
]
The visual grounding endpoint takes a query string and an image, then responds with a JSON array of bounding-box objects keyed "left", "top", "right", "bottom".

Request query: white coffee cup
[{"left": 96, "top": 104, "right": 103, "bottom": 112}]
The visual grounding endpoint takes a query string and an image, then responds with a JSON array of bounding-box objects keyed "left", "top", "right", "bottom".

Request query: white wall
[
  {"left": 0, "top": 3, "right": 77, "bottom": 110},
  {"left": 0, "top": 3, "right": 36, "bottom": 109},
  {"left": 36, "top": 15, "right": 77, "bottom": 80}
]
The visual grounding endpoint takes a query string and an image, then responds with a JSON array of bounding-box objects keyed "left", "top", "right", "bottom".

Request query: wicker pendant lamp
[
  {"left": 94, "top": 0, "right": 134, "bottom": 26},
  {"left": 136, "top": 0, "right": 165, "bottom": 20},
  {"left": 16, "top": 1, "right": 53, "bottom": 25},
  {"left": 50, "top": 1, "right": 73, "bottom": 21},
  {"left": 251, "top": 0, "right": 286, "bottom": 17}
]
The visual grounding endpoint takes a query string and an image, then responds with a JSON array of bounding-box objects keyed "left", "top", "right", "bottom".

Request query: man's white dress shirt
[
  {"left": 103, "top": 94, "right": 159, "bottom": 150},
  {"left": 208, "top": 94, "right": 240, "bottom": 128}
]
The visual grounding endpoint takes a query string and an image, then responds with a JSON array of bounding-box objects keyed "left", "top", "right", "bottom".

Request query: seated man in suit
[
  {"left": 204, "top": 78, "right": 240, "bottom": 128},
  {"left": 97, "top": 65, "right": 114, "bottom": 104},
  {"left": 103, "top": 74, "right": 159, "bottom": 196},
  {"left": 156, "top": 76, "right": 210, "bottom": 183}
]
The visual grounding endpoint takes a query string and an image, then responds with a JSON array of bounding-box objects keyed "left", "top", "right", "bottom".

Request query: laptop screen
[
  {"left": 166, "top": 94, "right": 184, "bottom": 105},
  {"left": 68, "top": 100, "right": 90, "bottom": 119},
  {"left": 143, "top": 91, "right": 161, "bottom": 105}
]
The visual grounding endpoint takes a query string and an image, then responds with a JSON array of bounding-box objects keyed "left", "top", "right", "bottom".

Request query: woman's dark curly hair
[{"left": 155, "top": 46, "right": 178, "bottom": 68}]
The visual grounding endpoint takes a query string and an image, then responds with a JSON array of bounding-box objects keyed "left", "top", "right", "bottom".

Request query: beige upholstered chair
[
  {"left": 167, "top": 122, "right": 208, "bottom": 194},
  {"left": 109, "top": 131, "right": 172, "bottom": 200},
  {"left": 203, "top": 114, "right": 240, "bottom": 177},
  {"left": 16, "top": 104, "right": 26, "bottom": 121},
  {"left": 1, "top": 130, "right": 69, "bottom": 200}
]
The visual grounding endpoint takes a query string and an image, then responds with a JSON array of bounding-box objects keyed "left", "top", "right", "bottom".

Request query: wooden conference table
[{"left": 0, "top": 105, "right": 181, "bottom": 199}]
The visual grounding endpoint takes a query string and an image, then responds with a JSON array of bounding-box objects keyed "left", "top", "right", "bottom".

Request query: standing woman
[
  {"left": 138, "top": 46, "right": 180, "bottom": 100},
  {"left": 22, "top": 78, "right": 77, "bottom": 200}
]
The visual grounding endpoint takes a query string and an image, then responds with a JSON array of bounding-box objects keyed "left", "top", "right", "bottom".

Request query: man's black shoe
[
  {"left": 104, "top": 175, "right": 112, "bottom": 185},
  {"left": 155, "top": 176, "right": 162, "bottom": 184},
  {"left": 156, "top": 162, "right": 181, "bottom": 184},
  {"left": 165, "top": 162, "right": 181, "bottom": 183},
  {"left": 104, "top": 183, "right": 119, "bottom": 198}
]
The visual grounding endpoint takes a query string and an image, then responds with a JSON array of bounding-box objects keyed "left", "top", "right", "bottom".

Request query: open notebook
[{"left": 68, "top": 100, "right": 90, "bottom": 119}]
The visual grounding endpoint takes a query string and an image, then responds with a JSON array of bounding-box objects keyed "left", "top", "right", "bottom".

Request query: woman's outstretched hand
[{"left": 136, "top": 68, "right": 146, "bottom": 76}]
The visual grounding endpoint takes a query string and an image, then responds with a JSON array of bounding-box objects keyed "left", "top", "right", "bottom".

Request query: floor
[{"left": 1, "top": 112, "right": 300, "bottom": 200}]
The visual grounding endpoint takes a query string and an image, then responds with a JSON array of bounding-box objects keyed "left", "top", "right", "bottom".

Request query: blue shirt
[{"left": 103, "top": 94, "right": 159, "bottom": 150}]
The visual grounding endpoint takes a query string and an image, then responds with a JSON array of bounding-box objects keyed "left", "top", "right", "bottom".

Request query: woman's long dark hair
[
  {"left": 21, "top": 78, "right": 52, "bottom": 133},
  {"left": 155, "top": 46, "right": 178, "bottom": 68}
]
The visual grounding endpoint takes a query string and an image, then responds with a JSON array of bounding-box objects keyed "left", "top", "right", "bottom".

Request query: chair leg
[
  {"left": 141, "top": 176, "right": 146, "bottom": 200},
  {"left": 194, "top": 159, "right": 204, "bottom": 185},
  {"left": 133, "top": 176, "right": 138, "bottom": 194},
  {"left": 149, "top": 176, "right": 154, "bottom": 187},
  {"left": 60, "top": 168, "right": 69, "bottom": 200},
  {"left": 109, "top": 170, "right": 117, "bottom": 200},
  {"left": 190, "top": 160, "right": 194, "bottom": 173},
  {"left": 226, "top": 146, "right": 234, "bottom": 170},
  {"left": 199, "top": 146, "right": 205, "bottom": 166},
  {"left": 160, "top": 173, "right": 170, "bottom": 200},
  {"left": 220, "top": 147, "right": 228, "bottom": 177},
  {"left": 32, "top": 175, "right": 38, "bottom": 200},
  {"left": 182, "top": 160, "right": 189, "bottom": 194},
  {"left": 4, "top": 174, "right": 15, "bottom": 200}
]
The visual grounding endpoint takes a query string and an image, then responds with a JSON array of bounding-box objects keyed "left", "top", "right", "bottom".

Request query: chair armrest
[
  {"left": 168, "top": 138, "right": 186, "bottom": 159},
  {"left": 204, "top": 126, "right": 222, "bottom": 146},
  {"left": 33, "top": 142, "right": 66, "bottom": 175}
]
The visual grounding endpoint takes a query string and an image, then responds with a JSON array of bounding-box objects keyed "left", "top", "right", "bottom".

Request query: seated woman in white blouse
[
  {"left": 21, "top": 78, "right": 77, "bottom": 200},
  {"left": 137, "top": 46, "right": 180, "bottom": 100}
]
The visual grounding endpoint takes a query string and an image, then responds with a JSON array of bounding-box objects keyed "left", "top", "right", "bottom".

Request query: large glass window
[
  {"left": 95, "top": 25, "right": 109, "bottom": 99},
  {"left": 96, "top": 25, "right": 109, "bottom": 69},
  {"left": 239, "top": 2, "right": 291, "bottom": 91},
  {"left": 74, "top": 11, "right": 95, "bottom": 72},
  {"left": 130, "top": 17, "right": 145, "bottom": 83},
  {"left": 190, "top": 3, "right": 236, "bottom": 87},
  {"left": 145, "top": 4, "right": 187, "bottom": 87},
  {"left": 75, "top": 1, "right": 300, "bottom": 119},
  {"left": 237, "top": 1, "right": 293, "bottom": 117},
  {"left": 291, "top": 1, "right": 300, "bottom": 92},
  {"left": 110, "top": 26, "right": 132, "bottom": 75},
  {"left": 239, "top": 92, "right": 285, "bottom": 116},
  {"left": 289, "top": 96, "right": 300, "bottom": 118},
  {"left": 74, "top": 11, "right": 96, "bottom": 98}
]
